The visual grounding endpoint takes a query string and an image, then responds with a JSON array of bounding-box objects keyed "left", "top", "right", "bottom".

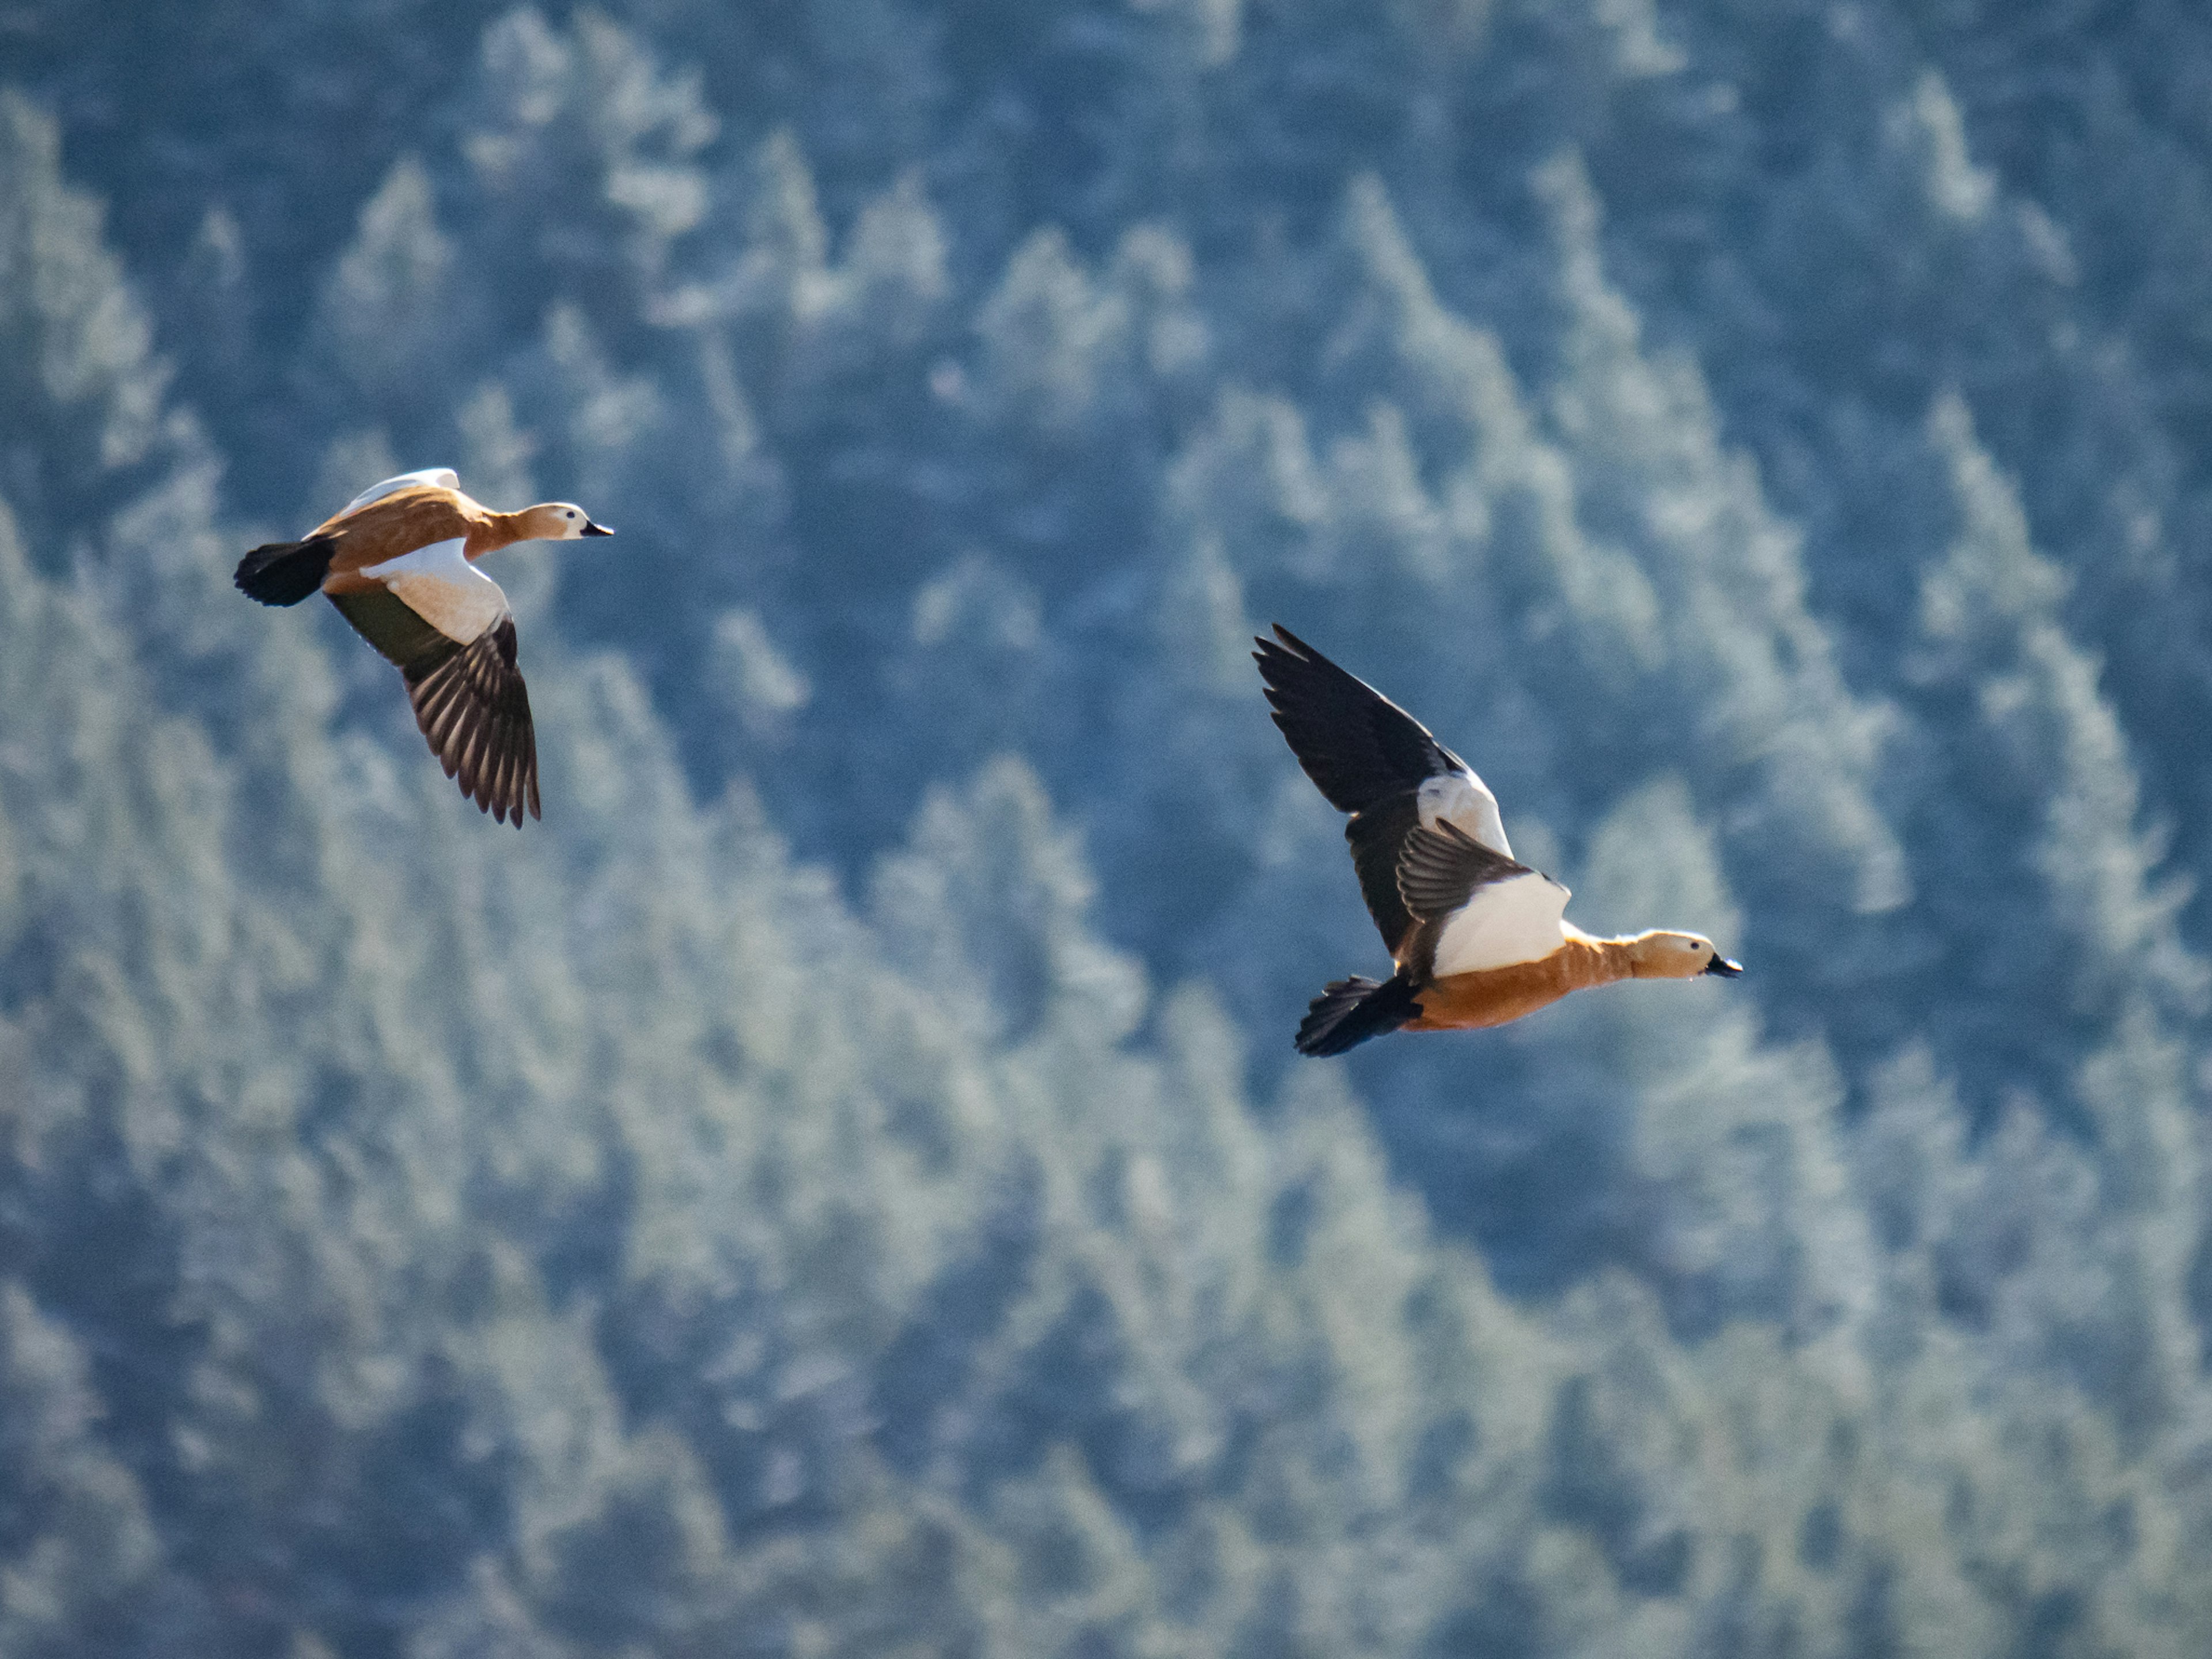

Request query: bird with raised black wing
[
  {"left": 1254, "top": 625, "right": 1743, "bottom": 1055},
  {"left": 234, "top": 469, "right": 612, "bottom": 826}
]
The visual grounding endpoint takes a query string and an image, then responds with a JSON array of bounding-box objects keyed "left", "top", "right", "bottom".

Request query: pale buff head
[
  {"left": 512, "top": 502, "right": 615, "bottom": 541},
  {"left": 1624, "top": 930, "right": 1744, "bottom": 979}
]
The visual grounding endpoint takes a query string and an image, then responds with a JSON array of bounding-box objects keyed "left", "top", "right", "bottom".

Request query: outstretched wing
[
  {"left": 1253, "top": 623, "right": 1465, "bottom": 813},
  {"left": 1395, "top": 820, "right": 1568, "bottom": 980},
  {"left": 343, "top": 467, "right": 463, "bottom": 515},
  {"left": 326, "top": 569, "right": 540, "bottom": 827},
  {"left": 1255, "top": 624, "right": 1512, "bottom": 956},
  {"left": 406, "top": 621, "right": 540, "bottom": 826}
]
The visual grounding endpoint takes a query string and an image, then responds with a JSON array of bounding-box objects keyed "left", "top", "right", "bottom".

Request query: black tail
[
  {"left": 1295, "top": 972, "right": 1421, "bottom": 1056},
  {"left": 234, "top": 534, "right": 338, "bottom": 606}
]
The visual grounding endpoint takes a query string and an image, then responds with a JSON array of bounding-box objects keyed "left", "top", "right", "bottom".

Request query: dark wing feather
[
  {"left": 1345, "top": 793, "right": 1422, "bottom": 957},
  {"left": 1392, "top": 820, "right": 1542, "bottom": 982},
  {"left": 327, "top": 586, "right": 455, "bottom": 670},
  {"left": 328, "top": 590, "right": 539, "bottom": 825},
  {"left": 1253, "top": 624, "right": 1465, "bottom": 814},
  {"left": 1396, "top": 820, "right": 1532, "bottom": 921},
  {"left": 403, "top": 619, "right": 539, "bottom": 826}
]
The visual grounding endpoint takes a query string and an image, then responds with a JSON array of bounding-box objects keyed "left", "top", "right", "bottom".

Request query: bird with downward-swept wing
[{"left": 235, "top": 468, "right": 612, "bottom": 825}]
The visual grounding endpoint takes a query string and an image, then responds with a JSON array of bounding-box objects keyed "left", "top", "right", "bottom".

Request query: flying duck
[
  {"left": 233, "top": 468, "right": 611, "bottom": 825},
  {"left": 1255, "top": 625, "right": 1742, "bottom": 1056}
]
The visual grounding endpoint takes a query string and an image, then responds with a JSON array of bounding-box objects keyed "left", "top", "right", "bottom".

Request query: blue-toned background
[{"left": 3, "top": 2, "right": 2210, "bottom": 1651}]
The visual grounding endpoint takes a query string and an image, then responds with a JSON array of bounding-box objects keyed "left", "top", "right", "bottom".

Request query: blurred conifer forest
[{"left": 6, "top": 0, "right": 2212, "bottom": 1652}]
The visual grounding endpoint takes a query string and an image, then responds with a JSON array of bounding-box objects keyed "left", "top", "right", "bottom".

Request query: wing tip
[
  {"left": 402, "top": 624, "right": 540, "bottom": 828},
  {"left": 1251, "top": 621, "right": 1311, "bottom": 668}
]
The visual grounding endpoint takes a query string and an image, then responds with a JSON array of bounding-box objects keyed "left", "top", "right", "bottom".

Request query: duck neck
[
  {"left": 465, "top": 511, "right": 535, "bottom": 560},
  {"left": 1564, "top": 930, "right": 1641, "bottom": 987}
]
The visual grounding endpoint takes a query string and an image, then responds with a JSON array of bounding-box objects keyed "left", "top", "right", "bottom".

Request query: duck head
[
  {"left": 1625, "top": 930, "right": 1744, "bottom": 980},
  {"left": 514, "top": 502, "right": 615, "bottom": 541}
]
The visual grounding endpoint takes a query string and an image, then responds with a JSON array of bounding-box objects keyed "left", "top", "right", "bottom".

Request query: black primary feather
[
  {"left": 1344, "top": 794, "right": 1422, "bottom": 957},
  {"left": 1252, "top": 624, "right": 1464, "bottom": 814}
]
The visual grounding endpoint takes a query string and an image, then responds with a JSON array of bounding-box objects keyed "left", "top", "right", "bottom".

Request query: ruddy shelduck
[
  {"left": 234, "top": 468, "right": 612, "bottom": 825},
  {"left": 1255, "top": 626, "right": 1742, "bottom": 1055}
]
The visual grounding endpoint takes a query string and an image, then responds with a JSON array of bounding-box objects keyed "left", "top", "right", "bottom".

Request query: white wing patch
[
  {"left": 344, "top": 467, "right": 462, "bottom": 514},
  {"left": 1429, "top": 871, "right": 1571, "bottom": 976},
  {"left": 360, "top": 537, "right": 508, "bottom": 644},
  {"left": 1418, "top": 770, "right": 1512, "bottom": 858}
]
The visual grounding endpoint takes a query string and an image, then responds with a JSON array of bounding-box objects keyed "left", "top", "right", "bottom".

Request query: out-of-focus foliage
[{"left": 5, "top": 0, "right": 2212, "bottom": 1650}]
